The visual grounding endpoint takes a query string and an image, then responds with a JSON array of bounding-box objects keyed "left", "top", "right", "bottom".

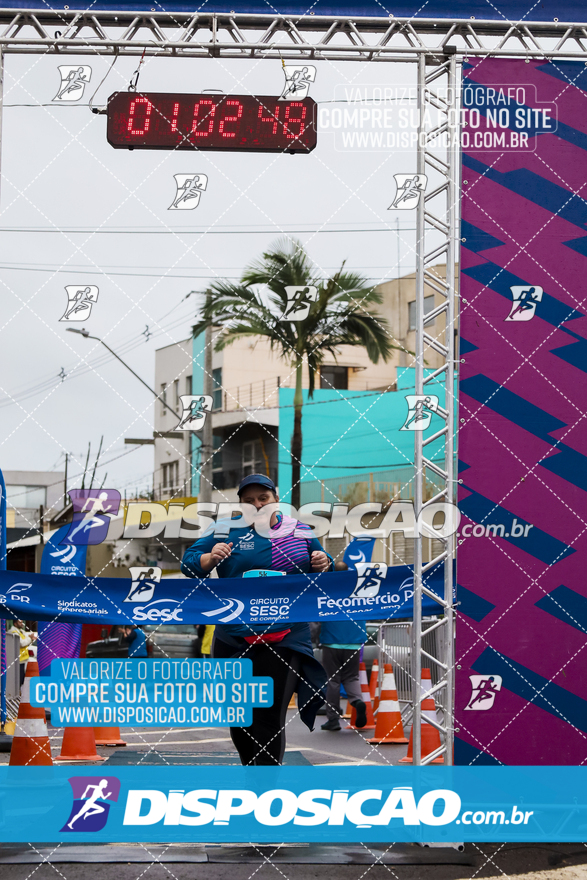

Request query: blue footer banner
[
  {"left": 0, "top": 564, "right": 446, "bottom": 625},
  {"left": 0, "top": 766, "right": 585, "bottom": 842}
]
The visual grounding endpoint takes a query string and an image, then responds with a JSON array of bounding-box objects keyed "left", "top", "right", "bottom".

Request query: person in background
[
  {"left": 7, "top": 619, "right": 36, "bottom": 686},
  {"left": 199, "top": 625, "right": 215, "bottom": 658},
  {"left": 182, "top": 473, "right": 331, "bottom": 766},
  {"left": 320, "top": 562, "right": 368, "bottom": 731},
  {"left": 124, "top": 625, "right": 148, "bottom": 658}
]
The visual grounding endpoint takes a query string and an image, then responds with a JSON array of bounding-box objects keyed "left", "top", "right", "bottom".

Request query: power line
[
  {"left": 0, "top": 263, "right": 413, "bottom": 280},
  {"left": 0, "top": 226, "right": 417, "bottom": 235}
]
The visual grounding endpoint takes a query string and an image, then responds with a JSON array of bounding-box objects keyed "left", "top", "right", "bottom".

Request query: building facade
[{"left": 153, "top": 338, "right": 194, "bottom": 501}]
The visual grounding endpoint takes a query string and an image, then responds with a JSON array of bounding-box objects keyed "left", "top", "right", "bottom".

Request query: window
[
  {"left": 212, "top": 434, "right": 223, "bottom": 482},
  {"left": 6, "top": 485, "right": 46, "bottom": 509},
  {"left": 320, "top": 365, "right": 348, "bottom": 390},
  {"left": 408, "top": 295, "right": 435, "bottom": 331},
  {"left": 212, "top": 368, "right": 223, "bottom": 410},
  {"left": 160, "top": 383, "right": 167, "bottom": 416},
  {"left": 162, "top": 461, "right": 179, "bottom": 491},
  {"left": 173, "top": 379, "right": 180, "bottom": 410},
  {"left": 242, "top": 440, "right": 264, "bottom": 476},
  {"left": 186, "top": 375, "right": 192, "bottom": 395}
]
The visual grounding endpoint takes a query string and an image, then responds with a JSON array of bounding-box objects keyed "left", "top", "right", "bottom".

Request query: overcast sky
[{"left": 0, "top": 50, "right": 429, "bottom": 499}]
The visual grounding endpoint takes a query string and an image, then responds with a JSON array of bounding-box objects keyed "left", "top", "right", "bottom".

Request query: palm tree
[{"left": 193, "top": 238, "right": 399, "bottom": 508}]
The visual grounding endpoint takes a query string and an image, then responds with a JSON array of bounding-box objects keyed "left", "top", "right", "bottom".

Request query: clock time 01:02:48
[{"left": 107, "top": 92, "right": 317, "bottom": 154}]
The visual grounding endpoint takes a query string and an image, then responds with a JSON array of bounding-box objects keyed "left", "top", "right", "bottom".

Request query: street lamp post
[{"left": 66, "top": 327, "right": 180, "bottom": 419}]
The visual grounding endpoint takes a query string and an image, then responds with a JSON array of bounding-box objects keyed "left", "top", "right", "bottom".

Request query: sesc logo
[
  {"left": 61, "top": 776, "right": 120, "bottom": 832},
  {"left": 350, "top": 562, "right": 388, "bottom": 599},
  {"left": 202, "top": 597, "right": 245, "bottom": 623},
  {"left": 132, "top": 598, "right": 183, "bottom": 623},
  {"left": 50, "top": 545, "right": 77, "bottom": 564}
]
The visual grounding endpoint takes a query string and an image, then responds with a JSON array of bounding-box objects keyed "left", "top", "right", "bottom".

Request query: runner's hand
[
  {"left": 310, "top": 551, "right": 329, "bottom": 572},
  {"left": 210, "top": 542, "right": 233, "bottom": 564}
]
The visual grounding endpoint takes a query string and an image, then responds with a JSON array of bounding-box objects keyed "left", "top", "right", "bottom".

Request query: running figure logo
[
  {"left": 465, "top": 675, "right": 503, "bottom": 711},
  {"left": 124, "top": 567, "right": 162, "bottom": 603},
  {"left": 63, "top": 489, "right": 121, "bottom": 546},
  {"left": 400, "top": 395, "right": 439, "bottom": 431},
  {"left": 350, "top": 562, "right": 388, "bottom": 599},
  {"left": 389, "top": 174, "right": 428, "bottom": 210},
  {"left": 61, "top": 777, "right": 120, "bottom": 832},
  {"left": 279, "top": 65, "right": 316, "bottom": 101},
  {"left": 169, "top": 174, "right": 208, "bottom": 210},
  {"left": 174, "top": 394, "right": 213, "bottom": 431},
  {"left": 59, "top": 286, "right": 99, "bottom": 322},
  {"left": 282, "top": 286, "right": 319, "bottom": 321},
  {"left": 505, "top": 285, "right": 543, "bottom": 322},
  {"left": 54, "top": 66, "right": 92, "bottom": 101}
]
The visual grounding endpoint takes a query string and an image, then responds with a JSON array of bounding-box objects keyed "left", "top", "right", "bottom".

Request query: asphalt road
[
  {"left": 1, "top": 708, "right": 409, "bottom": 765},
  {"left": 0, "top": 844, "right": 586, "bottom": 878}
]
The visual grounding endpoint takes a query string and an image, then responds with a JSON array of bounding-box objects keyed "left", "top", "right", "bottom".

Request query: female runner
[{"left": 181, "top": 473, "right": 333, "bottom": 765}]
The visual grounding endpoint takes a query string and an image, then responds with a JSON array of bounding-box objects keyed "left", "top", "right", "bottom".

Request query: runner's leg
[
  {"left": 321, "top": 646, "right": 342, "bottom": 721},
  {"left": 229, "top": 647, "right": 300, "bottom": 765},
  {"left": 338, "top": 648, "right": 363, "bottom": 704}
]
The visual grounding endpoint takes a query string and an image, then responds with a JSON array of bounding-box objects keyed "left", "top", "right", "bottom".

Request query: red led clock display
[{"left": 107, "top": 92, "right": 317, "bottom": 153}]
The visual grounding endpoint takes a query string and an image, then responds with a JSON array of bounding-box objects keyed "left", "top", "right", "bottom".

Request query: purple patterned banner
[
  {"left": 37, "top": 525, "right": 87, "bottom": 675},
  {"left": 457, "top": 58, "right": 587, "bottom": 765}
]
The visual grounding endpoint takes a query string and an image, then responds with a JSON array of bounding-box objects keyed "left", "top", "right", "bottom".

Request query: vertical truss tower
[{"left": 412, "top": 52, "right": 458, "bottom": 765}]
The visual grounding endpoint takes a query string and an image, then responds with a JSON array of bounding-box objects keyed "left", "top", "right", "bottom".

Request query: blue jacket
[
  {"left": 182, "top": 518, "right": 332, "bottom": 581},
  {"left": 320, "top": 620, "right": 368, "bottom": 646},
  {"left": 181, "top": 516, "right": 330, "bottom": 729},
  {"left": 127, "top": 627, "right": 148, "bottom": 658},
  {"left": 181, "top": 517, "right": 333, "bottom": 638}
]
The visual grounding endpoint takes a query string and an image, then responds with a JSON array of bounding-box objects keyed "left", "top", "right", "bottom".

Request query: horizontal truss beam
[{"left": 0, "top": 10, "right": 586, "bottom": 58}]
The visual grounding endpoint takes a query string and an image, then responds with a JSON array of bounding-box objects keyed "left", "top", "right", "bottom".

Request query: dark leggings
[{"left": 214, "top": 640, "right": 301, "bottom": 765}]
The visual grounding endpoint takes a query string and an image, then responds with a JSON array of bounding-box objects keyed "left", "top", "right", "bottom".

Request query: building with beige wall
[{"left": 152, "top": 263, "right": 456, "bottom": 504}]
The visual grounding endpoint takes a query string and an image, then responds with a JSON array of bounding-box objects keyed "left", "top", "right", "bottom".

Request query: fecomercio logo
[
  {"left": 0, "top": 582, "right": 32, "bottom": 604},
  {"left": 62, "top": 776, "right": 120, "bottom": 832}
]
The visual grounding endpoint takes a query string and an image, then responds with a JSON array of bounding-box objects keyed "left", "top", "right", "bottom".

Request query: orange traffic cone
[
  {"left": 368, "top": 664, "right": 408, "bottom": 744},
  {"left": 400, "top": 668, "right": 444, "bottom": 764},
  {"left": 349, "top": 662, "right": 376, "bottom": 730},
  {"left": 9, "top": 660, "right": 53, "bottom": 766},
  {"left": 369, "top": 660, "right": 379, "bottom": 712},
  {"left": 55, "top": 727, "right": 105, "bottom": 762},
  {"left": 342, "top": 699, "right": 352, "bottom": 719},
  {"left": 93, "top": 727, "right": 127, "bottom": 747}
]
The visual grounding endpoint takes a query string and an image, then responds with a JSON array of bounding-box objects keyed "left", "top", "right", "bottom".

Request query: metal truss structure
[
  {"left": 1, "top": 7, "right": 587, "bottom": 768},
  {"left": 412, "top": 53, "right": 457, "bottom": 766},
  {"left": 1, "top": 11, "right": 587, "bottom": 59}
]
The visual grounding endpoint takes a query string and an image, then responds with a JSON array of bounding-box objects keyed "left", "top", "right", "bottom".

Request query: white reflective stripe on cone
[
  {"left": 423, "top": 708, "right": 437, "bottom": 724},
  {"left": 20, "top": 678, "right": 30, "bottom": 702},
  {"left": 378, "top": 699, "right": 400, "bottom": 713},
  {"left": 14, "top": 719, "right": 48, "bottom": 737}
]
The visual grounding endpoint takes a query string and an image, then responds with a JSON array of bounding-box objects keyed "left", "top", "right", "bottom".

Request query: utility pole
[
  {"left": 64, "top": 452, "right": 68, "bottom": 508},
  {"left": 199, "top": 294, "right": 214, "bottom": 503}
]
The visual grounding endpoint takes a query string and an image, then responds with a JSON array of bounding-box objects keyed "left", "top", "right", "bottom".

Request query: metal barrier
[
  {"left": 376, "top": 619, "right": 447, "bottom": 729},
  {"left": 5, "top": 633, "right": 20, "bottom": 702},
  {"left": 4, "top": 633, "right": 21, "bottom": 722}
]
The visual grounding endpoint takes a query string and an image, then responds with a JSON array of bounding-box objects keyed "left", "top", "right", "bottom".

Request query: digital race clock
[{"left": 107, "top": 92, "right": 317, "bottom": 154}]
